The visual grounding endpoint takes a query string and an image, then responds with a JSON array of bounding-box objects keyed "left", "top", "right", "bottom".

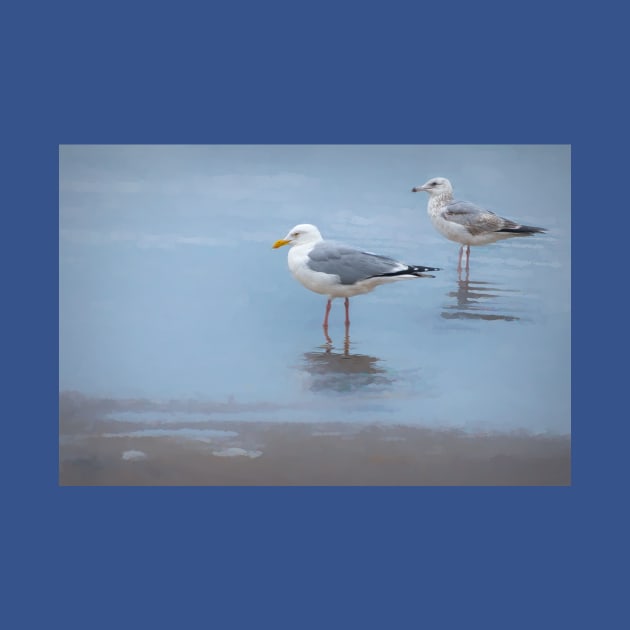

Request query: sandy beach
[{"left": 59, "top": 393, "right": 570, "bottom": 486}]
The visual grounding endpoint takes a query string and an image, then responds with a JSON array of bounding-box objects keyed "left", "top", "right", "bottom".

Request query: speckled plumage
[{"left": 412, "top": 177, "right": 546, "bottom": 269}]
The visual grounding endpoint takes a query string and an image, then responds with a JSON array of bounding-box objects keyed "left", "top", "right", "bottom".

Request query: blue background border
[{"left": 4, "top": 1, "right": 625, "bottom": 628}]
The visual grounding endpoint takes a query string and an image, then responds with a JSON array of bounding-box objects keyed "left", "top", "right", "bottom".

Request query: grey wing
[
  {"left": 443, "top": 200, "right": 511, "bottom": 235},
  {"left": 307, "top": 241, "right": 403, "bottom": 285}
]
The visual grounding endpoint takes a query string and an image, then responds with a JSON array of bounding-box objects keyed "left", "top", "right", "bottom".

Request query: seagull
[
  {"left": 412, "top": 177, "right": 546, "bottom": 271},
  {"left": 272, "top": 224, "right": 440, "bottom": 332}
]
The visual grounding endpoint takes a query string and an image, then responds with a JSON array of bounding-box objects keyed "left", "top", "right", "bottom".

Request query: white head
[
  {"left": 272, "top": 223, "right": 323, "bottom": 249},
  {"left": 412, "top": 177, "right": 453, "bottom": 196}
]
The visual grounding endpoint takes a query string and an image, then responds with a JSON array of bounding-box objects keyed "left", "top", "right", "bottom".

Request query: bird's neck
[
  {"left": 428, "top": 191, "right": 453, "bottom": 216},
  {"left": 287, "top": 242, "right": 313, "bottom": 274}
]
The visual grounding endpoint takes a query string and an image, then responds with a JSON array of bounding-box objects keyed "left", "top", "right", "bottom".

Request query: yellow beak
[{"left": 272, "top": 239, "right": 291, "bottom": 249}]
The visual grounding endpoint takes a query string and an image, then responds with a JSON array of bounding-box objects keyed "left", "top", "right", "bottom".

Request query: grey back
[{"left": 307, "top": 241, "right": 401, "bottom": 285}]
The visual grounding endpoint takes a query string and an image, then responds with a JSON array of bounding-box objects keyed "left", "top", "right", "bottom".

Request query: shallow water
[{"left": 59, "top": 145, "right": 570, "bottom": 484}]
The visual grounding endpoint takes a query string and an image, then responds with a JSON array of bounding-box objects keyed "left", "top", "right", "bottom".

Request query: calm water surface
[{"left": 59, "top": 145, "right": 570, "bottom": 479}]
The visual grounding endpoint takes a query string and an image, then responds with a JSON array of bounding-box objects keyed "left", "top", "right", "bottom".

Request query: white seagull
[
  {"left": 272, "top": 224, "right": 440, "bottom": 330},
  {"left": 412, "top": 177, "right": 546, "bottom": 270}
]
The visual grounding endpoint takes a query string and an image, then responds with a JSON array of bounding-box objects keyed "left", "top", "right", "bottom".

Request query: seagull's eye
[
  {"left": 291, "top": 232, "right": 300, "bottom": 237},
  {"left": 431, "top": 182, "right": 438, "bottom": 186}
]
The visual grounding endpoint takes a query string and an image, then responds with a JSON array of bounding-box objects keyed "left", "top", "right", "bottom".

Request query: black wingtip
[
  {"left": 498, "top": 225, "right": 546, "bottom": 235},
  {"left": 413, "top": 265, "right": 441, "bottom": 273},
  {"left": 410, "top": 265, "right": 441, "bottom": 278},
  {"left": 373, "top": 265, "right": 441, "bottom": 280}
]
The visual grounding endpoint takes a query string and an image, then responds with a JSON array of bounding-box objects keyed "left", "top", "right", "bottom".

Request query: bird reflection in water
[
  {"left": 442, "top": 268, "right": 521, "bottom": 322},
  {"left": 301, "top": 325, "right": 394, "bottom": 393}
]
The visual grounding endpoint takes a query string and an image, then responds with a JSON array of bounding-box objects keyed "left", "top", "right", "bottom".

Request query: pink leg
[
  {"left": 465, "top": 245, "right": 470, "bottom": 271},
  {"left": 457, "top": 246, "right": 464, "bottom": 272},
  {"left": 323, "top": 298, "right": 332, "bottom": 328},
  {"left": 344, "top": 298, "right": 350, "bottom": 326}
]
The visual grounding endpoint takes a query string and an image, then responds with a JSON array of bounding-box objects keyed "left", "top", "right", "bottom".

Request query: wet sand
[{"left": 59, "top": 396, "right": 570, "bottom": 485}]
